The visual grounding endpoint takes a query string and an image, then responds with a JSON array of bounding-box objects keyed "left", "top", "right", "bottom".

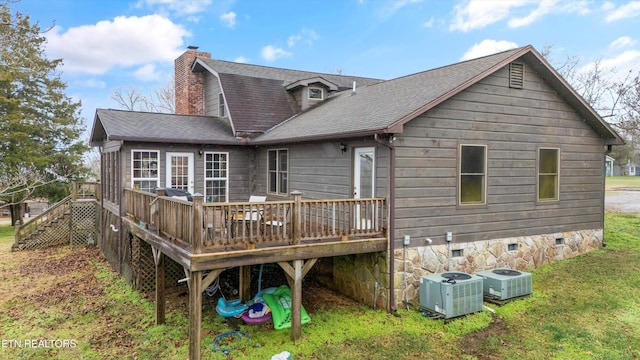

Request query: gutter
[{"left": 374, "top": 133, "right": 396, "bottom": 313}]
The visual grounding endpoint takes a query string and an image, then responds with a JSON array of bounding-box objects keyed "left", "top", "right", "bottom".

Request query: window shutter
[{"left": 509, "top": 62, "right": 524, "bottom": 89}]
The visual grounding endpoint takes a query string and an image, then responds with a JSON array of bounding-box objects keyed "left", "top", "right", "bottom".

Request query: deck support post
[
  {"left": 191, "top": 193, "right": 204, "bottom": 254},
  {"left": 291, "top": 191, "right": 302, "bottom": 245},
  {"left": 152, "top": 246, "right": 165, "bottom": 325},
  {"left": 240, "top": 266, "right": 251, "bottom": 301},
  {"left": 278, "top": 258, "right": 318, "bottom": 342},
  {"left": 188, "top": 269, "right": 202, "bottom": 360}
]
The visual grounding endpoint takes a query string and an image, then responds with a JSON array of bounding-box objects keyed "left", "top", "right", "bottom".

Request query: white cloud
[
  {"left": 136, "top": 0, "right": 212, "bottom": 15},
  {"left": 44, "top": 15, "right": 190, "bottom": 75},
  {"left": 234, "top": 56, "right": 250, "bottom": 63},
  {"left": 604, "top": 1, "right": 640, "bottom": 22},
  {"left": 75, "top": 78, "right": 106, "bottom": 89},
  {"left": 133, "top": 64, "right": 161, "bottom": 81},
  {"left": 422, "top": 17, "right": 435, "bottom": 27},
  {"left": 287, "top": 29, "right": 319, "bottom": 47},
  {"left": 450, "top": 0, "right": 528, "bottom": 32},
  {"left": 610, "top": 36, "right": 636, "bottom": 49},
  {"left": 376, "top": 0, "right": 423, "bottom": 21},
  {"left": 451, "top": 0, "right": 590, "bottom": 32},
  {"left": 261, "top": 45, "right": 292, "bottom": 62},
  {"left": 460, "top": 39, "right": 519, "bottom": 61},
  {"left": 599, "top": 50, "right": 640, "bottom": 79},
  {"left": 220, "top": 12, "right": 237, "bottom": 28},
  {"left": 508, "top": 0, "right": 557, "bottom": 28},
  {"left": 579, "top": 50, "right": 640, "bottom": 83}
]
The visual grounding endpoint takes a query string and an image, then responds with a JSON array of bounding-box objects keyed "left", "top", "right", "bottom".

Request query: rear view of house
[{"left": 90, "top": 45, "right": 623, "bottom": 359}]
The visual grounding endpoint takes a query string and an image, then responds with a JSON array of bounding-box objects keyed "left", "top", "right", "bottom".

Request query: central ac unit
[
  {"left": 419, "top": 272, "right": 483, "bottom": 319},
  {"left": 475, "top": 268, "right": 532, "bottom": 301}
]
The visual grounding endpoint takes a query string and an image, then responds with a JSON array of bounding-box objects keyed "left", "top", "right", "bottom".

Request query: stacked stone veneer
[{"left": 330, "top": 229, "right": 603, "bottom": 310}]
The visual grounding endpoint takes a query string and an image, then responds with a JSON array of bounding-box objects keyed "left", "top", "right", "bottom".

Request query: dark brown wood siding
[
  {"left": 254, "top": 139, "right": 390, "bottom": 201},
  {"left": 120, "top": 142, "right": 253, "bottom": 201},
  {"left": 393, "top": 62, "right": 606, "bottom": 247}
]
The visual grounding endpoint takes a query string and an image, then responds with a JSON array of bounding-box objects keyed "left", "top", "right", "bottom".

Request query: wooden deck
[{"left": 122, "top": 188, "right": 389, "bottom": 360}]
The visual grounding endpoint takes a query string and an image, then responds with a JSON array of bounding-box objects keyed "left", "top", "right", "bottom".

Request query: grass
[
  {"left": 605, "top": 176, "right": 640, "bottom": 189},
  {"left": 1, "top": 214, "right": 639, "bottom": 359}
]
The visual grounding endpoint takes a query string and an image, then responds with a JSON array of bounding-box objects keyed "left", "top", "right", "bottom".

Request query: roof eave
[
  {"left": 106, "top": 135, "right": 246, "bottom": 146},
  {"left": 250, "top": 127, "right": 395, "bottom": 146}
]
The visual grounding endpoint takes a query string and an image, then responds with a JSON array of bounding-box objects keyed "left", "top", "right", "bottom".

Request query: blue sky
[{"left": 11, "top": 0, "right": 640, "bottom": 137}]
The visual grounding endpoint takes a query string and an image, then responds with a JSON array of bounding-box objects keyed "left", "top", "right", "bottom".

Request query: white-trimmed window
[
  {"left": 538, "top": 148, "right": 559, "bottom": 201},
  {"left": 218, "top": 93, "right": 225, "bottom": 117},
  {"left": 308, "top": 87, "right": 323, "bottom": 100},
  {"left": 204, "top": 152, "right": 228, "bottom": 203},
  {"left": 132, "top": 150, "right": 159, "bottom": 192},
  {"left": 459, "top": 144, "right": 487, "bottom": 205},
  {"left": 268, "top": 149, "right": 288, "bottom": 195}
]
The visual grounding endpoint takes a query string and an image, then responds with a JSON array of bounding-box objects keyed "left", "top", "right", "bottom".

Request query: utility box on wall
[{"left": 419, "top": 272, "right": 483, "bottom": 319}]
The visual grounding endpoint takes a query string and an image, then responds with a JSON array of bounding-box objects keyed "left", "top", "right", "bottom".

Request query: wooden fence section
[{"left": 123, "top": 189, "right": 387, "bottom": 253}]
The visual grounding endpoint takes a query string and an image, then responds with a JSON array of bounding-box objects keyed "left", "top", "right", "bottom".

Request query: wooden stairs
[{"left": 12, "top": 196, "right": 98, "bottom": 251}]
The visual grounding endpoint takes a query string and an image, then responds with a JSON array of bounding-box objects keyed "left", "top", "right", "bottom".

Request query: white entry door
[
  {"left": 353, "top": 147, "right": 375, "bottom": 199},
  {"left": 166, "top": 152, "right": 194, "bottom": 194},
  {"left": 353, "top": 147, "right": 375, "bottom": 229}
]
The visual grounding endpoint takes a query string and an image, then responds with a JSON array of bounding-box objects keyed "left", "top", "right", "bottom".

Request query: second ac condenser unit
[
  {"left": 419, "top": 272, "right": 484, "bottom": 319},
  {"left": 475, "top": 268, "right": 532, "bottom": 301}
]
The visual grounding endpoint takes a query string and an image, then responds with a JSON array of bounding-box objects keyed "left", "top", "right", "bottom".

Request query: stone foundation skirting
[
  {"left": 395, "top": 229, "right": 603, "bottom": 308},
  {"left": 329, "top": 229, "right": 602, "bottom": 310}
]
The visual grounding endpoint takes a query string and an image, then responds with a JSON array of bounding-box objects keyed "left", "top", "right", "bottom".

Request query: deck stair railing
[
  {"left": 13, "top": 182, "right": 101, "bottom": 251},
  {"left": 124, "top": 188, "right": 387, "bottom": 253}
]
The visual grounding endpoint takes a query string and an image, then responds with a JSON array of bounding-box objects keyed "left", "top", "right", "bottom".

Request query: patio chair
[
  {"left": 231, "top": 195, "right": 266, "bottom": 236},
  {"left": 261, "top": 205, "right": 290, "bottom": 238}
]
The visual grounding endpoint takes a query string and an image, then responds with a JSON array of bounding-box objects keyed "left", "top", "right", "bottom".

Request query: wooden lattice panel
[
  {"left": 131, "top": 236, "right": 185, "bottom": 294},
  {"left": 16, "top": 214, "right": 71, "bottom": 250},
  {"left": 70, "top": 201, "right": 98, "bottom": 246}
]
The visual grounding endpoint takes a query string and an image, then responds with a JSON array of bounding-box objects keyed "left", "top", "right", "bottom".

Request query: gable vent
[{"left": 509, "top": 62, "right": 524, "bottom": 89}]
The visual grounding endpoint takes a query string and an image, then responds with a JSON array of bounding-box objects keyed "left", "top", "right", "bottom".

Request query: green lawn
[
  {"left": 0, "top": 214, "right": 639, "bottom": 359},
  {"left": 606, "top": 176, "right": 640, "bottom": 189}
]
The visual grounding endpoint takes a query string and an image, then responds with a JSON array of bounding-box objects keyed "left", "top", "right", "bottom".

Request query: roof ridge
[{"left": 202, "top": 58, "right": 384, "bottom": 81}]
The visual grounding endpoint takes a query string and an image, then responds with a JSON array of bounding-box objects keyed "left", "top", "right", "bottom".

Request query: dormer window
[{"left": 308, "top": 87, "right": 323, "bottom": 100}]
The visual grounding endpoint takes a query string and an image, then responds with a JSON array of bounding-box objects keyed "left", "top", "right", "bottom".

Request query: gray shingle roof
[
  {"left": 90, "top": 45, "right": 623, "bottom": 147},
  {"left": 90, "top": 109, "right": 241, "bottom": 146},
  {"left": 253, "top": 47, "right": 523, "bottom": 143},
  {"left": 219, "top": 73, "right": 298, "bottom": 133},
  {"left": 252, "top": 46, "right": 623, "bottom": 145},
  {"left": 197, "top": 58, "right": 383, "bottom": 90}
]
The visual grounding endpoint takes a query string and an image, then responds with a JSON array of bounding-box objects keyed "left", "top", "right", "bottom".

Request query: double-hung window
[
  {"left": 459, "top": 144, "right": 487, "bottom": 205},
  {"left": 204, "top": 152, "right": 228, "bottom": 203},
  {"left": 268, "top": 149, "right": 288, "bottom": 195},
  {"left": 538, "top": 148, "right": 559, "bottom": 201},
  {"left": 132, "top": 150, "right": 159, "bottom": 192}
]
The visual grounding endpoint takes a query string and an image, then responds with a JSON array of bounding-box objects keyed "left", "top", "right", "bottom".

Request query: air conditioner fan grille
[
  {"left": 442, "top": 272, "right": 472, "bottom": 280},
  {"left": 492, "top": 269, "right": 521, "bottom": 276}
]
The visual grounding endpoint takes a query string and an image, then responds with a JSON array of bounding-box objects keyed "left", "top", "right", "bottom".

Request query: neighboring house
[
  {"left": 625, "top": 160, "right": 638, "bottom": 176},
  {"left": 605, "top": 155, "right": 614, "bottom": 177},
  {"left": 90, "top": 45, "right": 623, "bottom": 313}
]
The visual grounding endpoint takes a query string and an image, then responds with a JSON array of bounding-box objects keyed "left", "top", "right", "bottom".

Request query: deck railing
[{"left": 123, "top": 188, "right": 387, "bottom": 253}]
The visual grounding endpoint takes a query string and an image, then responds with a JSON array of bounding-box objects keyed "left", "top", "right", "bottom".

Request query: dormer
[{"left": 285, "top": 77, "right": 339, "bottom": 111}]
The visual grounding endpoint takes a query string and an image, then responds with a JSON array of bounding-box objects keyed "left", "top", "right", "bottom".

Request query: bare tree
[
  {"left": 542, "top": 45, "right": 639, "bottom": 135},
  {"left": 110, "top": 75, "right": 175, "bottom": 113}
]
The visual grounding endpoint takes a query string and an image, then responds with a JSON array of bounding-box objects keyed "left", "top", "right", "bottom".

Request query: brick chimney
[{"left": 174, "top": 46, "right": 211, "bottom": 115}]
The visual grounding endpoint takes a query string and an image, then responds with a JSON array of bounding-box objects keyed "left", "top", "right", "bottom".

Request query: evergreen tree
[{"left": 1, "top": 1, "right": 89, "bottom": 224}]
